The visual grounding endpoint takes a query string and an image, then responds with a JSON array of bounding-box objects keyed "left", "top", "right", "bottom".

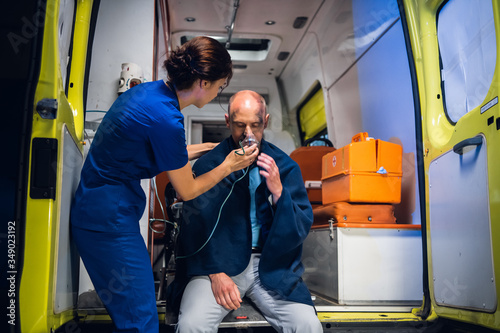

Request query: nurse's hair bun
[{"left": 165, "top": 36, "right": 232, "bottom": 91}]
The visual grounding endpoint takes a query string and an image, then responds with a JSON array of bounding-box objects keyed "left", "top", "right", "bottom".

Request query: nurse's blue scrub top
[{"left": 71, "top": 80, "right": 188, "bottom": 233}]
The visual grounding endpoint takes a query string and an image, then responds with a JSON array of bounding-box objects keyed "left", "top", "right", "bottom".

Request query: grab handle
[
  {"left": 352, "top": 132, "right": 369, "bottom": 142},
  {"left": 453, "top": 136, "right": 482, "bottom": 155}
]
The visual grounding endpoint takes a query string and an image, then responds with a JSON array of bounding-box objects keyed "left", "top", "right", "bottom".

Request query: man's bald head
[
  {"left": 228, "top": 90, "right": 267, "bottom": 120},
  {"left": 225, "top": 90, "right": 269, "bottom": 148}
]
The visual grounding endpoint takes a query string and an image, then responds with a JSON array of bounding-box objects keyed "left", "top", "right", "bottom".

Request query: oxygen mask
[{"left": 240, "top": 133, "right": 258, "bottom": 147}]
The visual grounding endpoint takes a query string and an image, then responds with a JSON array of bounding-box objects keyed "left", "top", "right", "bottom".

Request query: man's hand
[
  {"left": 256, "top": 153, "right": 282, "bottom": 205},
  {"left": 209, "top": 272, "right": 242, "bottom": 310}
]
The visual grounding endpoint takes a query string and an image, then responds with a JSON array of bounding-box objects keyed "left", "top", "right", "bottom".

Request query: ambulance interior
[
  {"left": 5, "top": 0, "right": 497, "bottom": 330},
  {"left": 80, "top": 0, "right": 425, "bottom": 325}
]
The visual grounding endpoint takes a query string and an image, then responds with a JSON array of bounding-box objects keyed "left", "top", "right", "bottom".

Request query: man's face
[{"left": 225, "top": 93, "right": 269, "bottom": 149}]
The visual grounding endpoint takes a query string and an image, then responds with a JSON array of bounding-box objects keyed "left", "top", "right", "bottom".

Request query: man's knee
[
  {"left": 294, "top": 314, "right": 323, "bottom": 332},
  {"left": 176, "top": 314, "right": 217, "bottom": 333},
  {"left": 283, "top": 307, "right": 322, "bottom": 333}
]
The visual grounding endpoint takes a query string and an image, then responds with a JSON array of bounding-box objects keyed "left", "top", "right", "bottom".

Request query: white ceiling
[{"left": 166, "top": 0, "right": 326, "bottom": 78}]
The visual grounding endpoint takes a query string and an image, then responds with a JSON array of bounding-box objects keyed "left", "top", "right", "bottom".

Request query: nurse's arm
[
  {"left": 167, "top": 145, "right": 258, "bottom": 201},
  {"left": 187, "top": 142, "right": 218, "bottom": 160}
]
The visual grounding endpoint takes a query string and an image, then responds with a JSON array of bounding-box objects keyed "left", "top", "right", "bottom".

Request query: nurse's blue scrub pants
[{"left": 72, "top": 226, "right": 159, "bottom": 332}]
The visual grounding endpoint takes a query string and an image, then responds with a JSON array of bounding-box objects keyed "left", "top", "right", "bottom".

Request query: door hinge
[{"left": 36, "top": 98, "right": 58, "bottom": 119}]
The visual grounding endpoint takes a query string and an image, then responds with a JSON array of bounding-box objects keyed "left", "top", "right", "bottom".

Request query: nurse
[{"left": 70, "top": 36, "right": 258, "bottom": 332}]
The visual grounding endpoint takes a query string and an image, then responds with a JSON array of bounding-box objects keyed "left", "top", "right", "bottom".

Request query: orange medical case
[
  {"left": 290, "top": 145, "right": 336, "bottom": 206},
  {"left": 321, "top": 132, "right": 402, "bottom": 204},
  {"left": 312, "top": 202, "right": 396, "bottom": 228}
]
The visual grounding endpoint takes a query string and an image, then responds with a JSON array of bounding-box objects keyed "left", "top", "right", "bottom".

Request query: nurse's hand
[
  {"left": 167, "top": 144, "right": 258, "bottom": 201},
  {"left": 209, "top": 272, "right": 242, "bottom": 310},
  {"left": 225, "top": 144, "right": 259, "bottom": 172},
  {"left": 187, "top": 142, "right": 218, "bottom": 160}
]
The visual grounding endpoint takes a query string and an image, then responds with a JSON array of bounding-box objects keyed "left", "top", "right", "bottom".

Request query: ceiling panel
[{"left": 166, "top": 0, "right": 326, "bottom": 77}]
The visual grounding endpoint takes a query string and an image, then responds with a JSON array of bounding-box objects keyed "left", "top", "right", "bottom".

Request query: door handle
[{"left": 453, "top": 136, "right": 482, "bottom": 155}]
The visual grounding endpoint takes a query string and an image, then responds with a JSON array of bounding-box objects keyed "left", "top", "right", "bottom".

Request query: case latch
[{"left": 328, "top": 218, "right": 335, "bottom": 240}]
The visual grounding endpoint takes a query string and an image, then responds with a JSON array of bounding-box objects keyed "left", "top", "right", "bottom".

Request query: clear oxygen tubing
[{"left": 176, "top": 136, "right": 257, "bottom": 259}]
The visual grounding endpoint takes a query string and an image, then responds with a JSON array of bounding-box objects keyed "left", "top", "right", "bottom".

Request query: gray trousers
[{"left": 176, "top": 254, "right": 323, "bottom": 333}]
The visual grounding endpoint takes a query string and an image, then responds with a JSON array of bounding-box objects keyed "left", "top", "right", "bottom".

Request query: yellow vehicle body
[{"left": 2, "top": 0, "right": 499, "bottom": 332}]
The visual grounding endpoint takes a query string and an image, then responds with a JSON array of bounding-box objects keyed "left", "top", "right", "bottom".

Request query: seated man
[{"left": 169, "top": 90, "right": 322, "bottom": 333}]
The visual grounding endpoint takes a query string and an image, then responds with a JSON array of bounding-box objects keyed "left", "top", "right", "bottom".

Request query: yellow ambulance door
[
  {"left": 17, "top": 0, "right": 94, "bottom": 331},
  {"left": 404, "top": 0, "right": 500, "bottom": 329}
]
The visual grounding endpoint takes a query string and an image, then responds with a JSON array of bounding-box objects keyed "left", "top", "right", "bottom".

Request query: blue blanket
[{"left": 168, "top": 137, "right": 314, "bottom": 311}]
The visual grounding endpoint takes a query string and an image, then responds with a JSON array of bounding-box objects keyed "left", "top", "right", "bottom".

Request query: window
[
  {"left": 437, "top": 0, "right": 496, "bottom": 123},
  {"left": 181, "top": 36, "right": 271, "bottom": 62},
  {"left": 298, "top": 85, "right": 328, "bottom": 145}
]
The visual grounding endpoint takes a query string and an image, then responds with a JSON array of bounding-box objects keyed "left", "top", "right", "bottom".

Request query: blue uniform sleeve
[{"left": 148, "top": 106, "right": 188, "bottom": 172}]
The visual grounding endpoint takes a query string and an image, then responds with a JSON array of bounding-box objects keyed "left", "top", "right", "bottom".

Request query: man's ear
[
  {"left": 225, "top": 113, "right": 230, "bottom": 128},
  {"left": 264, "top": 114, "right": 270, "bottom": 129}
]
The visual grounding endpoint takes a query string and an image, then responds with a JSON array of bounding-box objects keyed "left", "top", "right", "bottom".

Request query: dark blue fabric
[
  {"left": 72, "top": 226, "right": 159, "bottom": 333},
  {"left": 171, "top": 137, "right": 314, "bottom": 309},
  {"left": 70, "top": 80, "right": 188, "bottom": 331},
  {"left": 71, "top": 80, "right": 188, "bottom": 232}
]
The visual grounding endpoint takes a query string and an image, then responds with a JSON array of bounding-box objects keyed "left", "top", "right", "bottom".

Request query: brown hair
[{"left": 164, "top": 36, "right": 232, "bottom": 91}]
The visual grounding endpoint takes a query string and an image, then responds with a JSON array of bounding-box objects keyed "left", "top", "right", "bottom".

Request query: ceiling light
[
  {"left": 185, "top": 17, "right": 196, "bottom": 22},
  {"left": 265, "top": 20, "right": 276, "bottom": 25}
]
